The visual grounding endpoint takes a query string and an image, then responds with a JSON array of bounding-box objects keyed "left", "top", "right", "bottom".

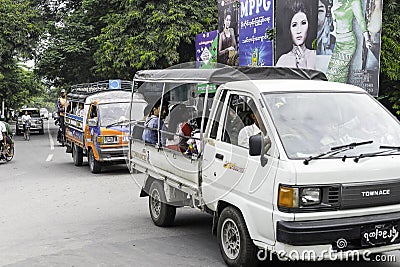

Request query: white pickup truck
[{"left": 128, "top": 67, "right": 400, "bottom": 266}]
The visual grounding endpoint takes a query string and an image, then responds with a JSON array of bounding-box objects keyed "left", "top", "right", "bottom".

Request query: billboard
[
  {"left": 238, "top": 0, "right": 274, "bottom": 67},
  {"left": 275, "top": 0, "right": 318, "bottom": 70},
  {"left": 218, "top": 0, "right": 240, "bottom": 66},
  {"left": 316, "top": 0, "right": 383, "bottom": 96},
  {"left": 195, "top": 30, "right": 218, "bottom": 69}
]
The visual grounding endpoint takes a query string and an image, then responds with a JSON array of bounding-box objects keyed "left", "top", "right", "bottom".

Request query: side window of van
[
  {"left": 210, "top": 90, "right": 227, "bottom": 139},
  {"left": 222, "top": 94, "right": 266, "bottom": 149}
]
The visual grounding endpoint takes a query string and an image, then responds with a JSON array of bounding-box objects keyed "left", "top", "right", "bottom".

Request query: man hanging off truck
[{"left": 56, "top": 89, "right": 68, "bottom": 145}]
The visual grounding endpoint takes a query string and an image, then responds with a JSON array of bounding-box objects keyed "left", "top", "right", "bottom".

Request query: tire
[
  {"left": 217, "top": 207, "right": 258, "bottom": 267},
  {"left": 39, "top": 129, "right": 44, "bottom": 135},
  {"left": 88, "top": 148, "right": 101, "bottom": 173},
  {"left": 5, "top": 146, "right": 14, "bottom": 162},
  {"left": 73, "top": 144, "right": 83, "bottom": 166},
  {"left": 148, "top": 180, "right": 176, "bottom": 227}
]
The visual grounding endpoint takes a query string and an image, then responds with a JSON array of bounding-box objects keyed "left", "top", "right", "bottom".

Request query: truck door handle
[{"left": 215, "top": 153, "right": 224, "bottom": 160}]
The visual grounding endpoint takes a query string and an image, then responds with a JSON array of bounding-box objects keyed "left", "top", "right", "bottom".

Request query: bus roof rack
[{"left": 70, "top": 80, "right": 133, "bottom": 94}]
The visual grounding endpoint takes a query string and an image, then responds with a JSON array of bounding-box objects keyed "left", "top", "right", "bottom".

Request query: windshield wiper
[
  {"left": 105, "top": 119, "right": 132, "bottom": 128},
  {"left": 353, "top": 145, "right": 400, "bottom": 163},
  {"left": 379, "top": 145, "right": 400, "bottom": 150},
  {"left": 303, "top": 140, "right": 373, "bottom": 165}
]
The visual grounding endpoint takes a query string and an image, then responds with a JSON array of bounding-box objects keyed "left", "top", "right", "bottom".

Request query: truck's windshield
[
  {"left": 99, "top": 102, "right": 130, "bottom": 127},
  {"left": 264, "top": 92, "right": 400, "bottom": 159}
]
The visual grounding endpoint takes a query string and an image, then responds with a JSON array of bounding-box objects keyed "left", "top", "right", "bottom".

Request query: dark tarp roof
[{"left": 134, "top": 67, "right": 327, "bottom": 85}]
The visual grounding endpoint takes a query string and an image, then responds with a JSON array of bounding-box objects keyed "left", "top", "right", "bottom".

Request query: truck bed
[{"left": 130, "top": 139, "right": 201, "bottom": 195}]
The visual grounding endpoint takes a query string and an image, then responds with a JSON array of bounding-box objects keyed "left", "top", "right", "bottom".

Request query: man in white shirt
[
  {"left": 21, "top": 111, "right": 31, "bottom": 132},
  {"left": 21, "top": 111, "right": 31, "bottom": 123},
  {"left": 238, "top": 111, "right": 261, "bottom": 148}
]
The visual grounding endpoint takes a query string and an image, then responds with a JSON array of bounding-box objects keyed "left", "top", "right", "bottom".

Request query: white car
[{"left": 40, "top": 108, "right": 49, "bottom": 120}]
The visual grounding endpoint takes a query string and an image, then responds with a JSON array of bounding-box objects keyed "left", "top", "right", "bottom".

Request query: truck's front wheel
[
  {"left": 73, "top": 144, "right": 83, "bottom": 166},
  {"left": 217, "top": 206, "right": 258, "bottom": 267},
  {"left": 88, "top": 148, "right": 101, "bottom": 173},
  {"left": 149, "top": 180, "right": 176, "bottom": 227}
]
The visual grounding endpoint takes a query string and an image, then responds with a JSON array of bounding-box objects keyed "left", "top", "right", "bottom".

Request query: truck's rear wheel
[
  {"left": 88, "top": 148, "right": 101, "bottom": 173},
  {"left": 149, "top": 180, "right": 176, "bottom": 227},
  {"left": 217, "top": 206, "right": 258, "bottom": 267},
  {"left": 73, "top": 144, "right": 83, "bottom": 166}
]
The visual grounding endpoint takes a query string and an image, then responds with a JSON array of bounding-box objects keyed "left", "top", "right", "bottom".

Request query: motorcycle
[{"left": 0, "top": 139, "right": 14, "bottom": 162}]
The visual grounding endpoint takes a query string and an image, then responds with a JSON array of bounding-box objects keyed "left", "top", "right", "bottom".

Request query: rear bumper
[{"left": 277, "top": 211, "right": 400, "bottom": 250}]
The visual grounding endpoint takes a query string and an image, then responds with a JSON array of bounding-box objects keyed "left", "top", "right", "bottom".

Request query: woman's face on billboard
[
  {"left": 290, "top": 11, "right": 309, "bottom": 46},
  {"left": 224, "top": 14, "right": 231, "bottom": 29}
]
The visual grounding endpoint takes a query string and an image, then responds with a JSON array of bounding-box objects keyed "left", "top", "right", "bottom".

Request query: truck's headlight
[
  {"left": 300, "top": 188, "right": 321, "bottom": 206},
  {"left": 278, "top": 185, "right": 323, "bottom": 211},
  {"left": 98, "top": 136, "right": 119, "bottom": 144},
  {"left": 278, "top": 186, "right": 299, "bottom": 208}
]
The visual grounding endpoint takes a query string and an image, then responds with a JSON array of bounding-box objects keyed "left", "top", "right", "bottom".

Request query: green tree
[
  {"left": 35, "top": 0, "right": 100, "bottom": 87},
  {"left": 0, "top": 0, "right": 44, "bottom": 109},
  {"left": 35, "top": 0, "right": 217, "bottom": 84},
  {"left": 379, "top": 0, "right": 400, "bottom": 116},
  {"left": 93, "top": 0, "right": 217, "bottom": 78}
]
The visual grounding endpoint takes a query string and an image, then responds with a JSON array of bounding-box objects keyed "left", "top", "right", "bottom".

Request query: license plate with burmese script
[{"left": 361, "top": 223, "right": 400, "bottom": 247}]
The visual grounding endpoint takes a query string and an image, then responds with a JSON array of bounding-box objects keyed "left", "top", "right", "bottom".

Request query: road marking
[
  {"left": 46, "top": 120, "right": 55, "bottom": 162},
  {"left": 47, "top": 120, "right": 54, "bottom": 150},
  {"left": 46, "top": 154, "right": 54, "bottom": 162}
]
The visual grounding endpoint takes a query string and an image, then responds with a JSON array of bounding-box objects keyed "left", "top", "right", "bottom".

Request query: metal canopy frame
[{"left": 133, "top": 66, "right": 327, "bottom": 85}]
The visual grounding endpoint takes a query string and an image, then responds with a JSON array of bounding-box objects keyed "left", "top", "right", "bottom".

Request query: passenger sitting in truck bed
[
  {"left": 142, "top": 99, "right": 169, "bottom": 145},
  {"left": 165, "top": 104, "right": 193, "bottom": 152}
]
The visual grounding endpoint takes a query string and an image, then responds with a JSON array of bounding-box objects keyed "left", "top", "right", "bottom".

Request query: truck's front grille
[
  {"left": 328, "top": 186, "right": 340, "bottom": 206},
  {"left": 340, "top": 179, "right": 400, "bottom": 209}
]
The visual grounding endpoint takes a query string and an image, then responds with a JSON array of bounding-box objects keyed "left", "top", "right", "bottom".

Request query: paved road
[{"left": 0, "top": 119, "right": 399, "bottom": 266}]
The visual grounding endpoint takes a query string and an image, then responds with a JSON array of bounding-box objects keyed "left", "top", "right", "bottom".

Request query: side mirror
[
  {"left": 87, "top": 118, "right": 97, "bottom": 127},
  {"left": 249, "top": 135, "right": 262, "bottom": 156},
  {"left": 249, "top": 134, "right": 271, "bottom": 167}
]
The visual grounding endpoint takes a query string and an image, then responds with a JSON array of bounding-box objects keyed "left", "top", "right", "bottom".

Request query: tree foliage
[
  {"left": 0, "top": 0, "right": 44, "bottom": 109},
  {"left": 380, "top": 0, "right": 400, "bottom": 116},
  {"left": 36, "top": 0, "right": 217, "bottom": 82},
  {"left": 92, "top": 0, "right": 217, "bottom": 78}
]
